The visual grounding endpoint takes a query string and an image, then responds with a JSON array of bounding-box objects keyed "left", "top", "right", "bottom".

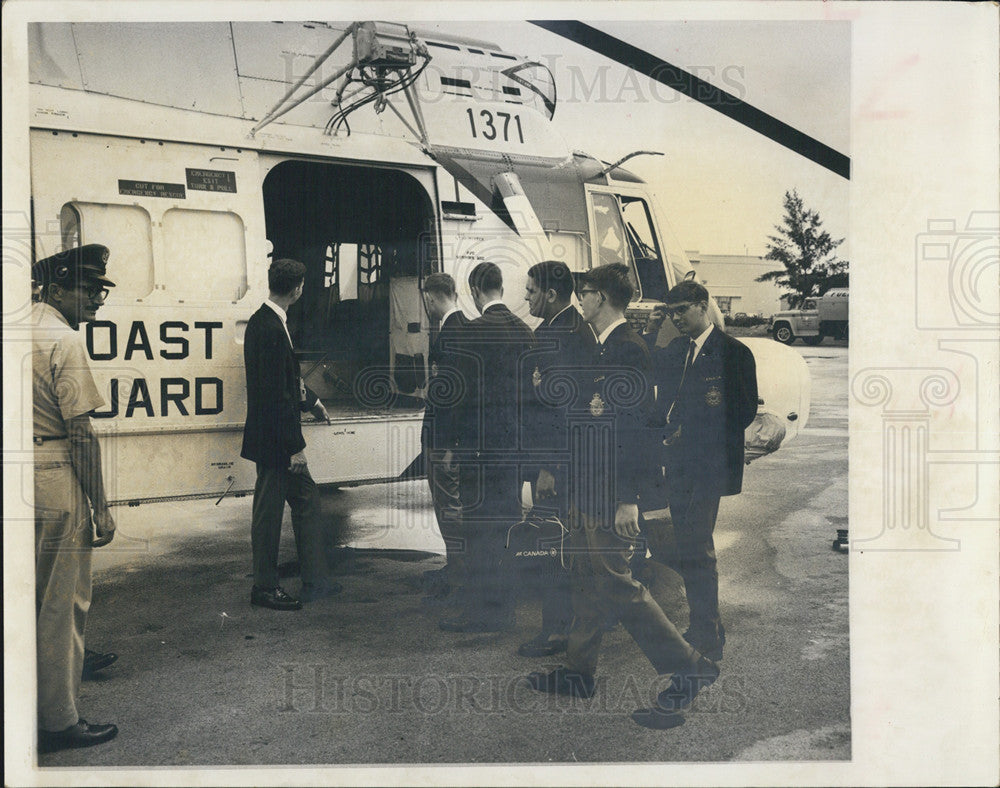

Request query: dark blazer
[
  {"left": 648, "top": 327, "right": 758, "bottom": 496},
  {"left": 569, "top": 321, "right": 654, "bottom": 515},
  {"left": 423, "top": 309, "right": 474, "bottom": 451},
  {"left": 524, "top": 305, "right": 598, "bottom": 458},
  {"left": 241, "top": 304, "right": 318, "bottom": 468},
  {"left": 465, "top": 303, "right": 536, "bottom": 453}
]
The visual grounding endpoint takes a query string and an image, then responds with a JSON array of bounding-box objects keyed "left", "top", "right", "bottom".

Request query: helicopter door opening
[{"left": 262, "top": 159, "right": 437, "bottom": 416}]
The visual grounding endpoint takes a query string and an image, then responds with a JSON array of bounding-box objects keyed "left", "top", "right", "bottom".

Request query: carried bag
[{"left": 504, "top": 509, "right": 569, "bottom": 573}]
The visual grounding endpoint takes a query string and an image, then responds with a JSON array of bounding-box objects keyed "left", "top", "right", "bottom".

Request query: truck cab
[{"left": 771, "top": 288, "right": 849, "bottom": 345}]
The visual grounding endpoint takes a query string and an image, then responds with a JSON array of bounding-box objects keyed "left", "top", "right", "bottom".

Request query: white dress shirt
[{"left": 264, "top": 298, "right": 293, "bottom": 348}]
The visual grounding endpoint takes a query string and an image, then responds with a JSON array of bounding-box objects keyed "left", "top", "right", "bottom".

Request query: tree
[{"left": 756, "top": 190, "right": 848, "bottom": 304}]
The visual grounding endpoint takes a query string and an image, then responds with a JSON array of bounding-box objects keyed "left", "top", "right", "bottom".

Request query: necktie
[{"left": 666, "top": 340, "right": 697, "bottom": 425}]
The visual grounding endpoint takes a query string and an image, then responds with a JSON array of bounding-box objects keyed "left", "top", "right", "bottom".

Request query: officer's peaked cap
[{"left": 32, "top": 244, "right": 116, "bottom": 289}]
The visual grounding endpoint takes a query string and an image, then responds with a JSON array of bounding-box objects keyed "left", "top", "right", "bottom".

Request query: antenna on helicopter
[{"left": 596, "top": 150, "right": 665, "bottom": 180}]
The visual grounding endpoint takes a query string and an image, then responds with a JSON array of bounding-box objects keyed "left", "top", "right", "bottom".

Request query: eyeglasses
[
  {"left": 577, "top": 288, "right": 603, "bottom": 299},
  {"left": 78, "top": 284, "right": 110, "bottom": 301}
]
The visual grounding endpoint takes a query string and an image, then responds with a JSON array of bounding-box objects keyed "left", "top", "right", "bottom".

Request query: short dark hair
[
  {"left": 581, "top": 263, "right": 634, "bottom": 310},
  {"left": 665, "top": 279, "right": 710, "bottom": 306},
  {"left": 268, "top": 258, "right": 306, "bottom": 295},
  {"left": 421, "top": 272, "right": 456, "bottom": 298},
  {"left": 468, "top": 261, "right": 502, "bottom": 294},
  {"left": 527, "top": 260, "right": 574, "bottom": 301}
]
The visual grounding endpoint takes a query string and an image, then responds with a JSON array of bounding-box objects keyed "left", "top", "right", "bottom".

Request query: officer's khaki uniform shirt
[{"left": 32, "top": 301, "right": 104, "bottom": 439}]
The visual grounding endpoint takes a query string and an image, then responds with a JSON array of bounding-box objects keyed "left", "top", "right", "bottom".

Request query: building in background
[{"left": 686, "top": 252, "right": 786, "bottom": 318}]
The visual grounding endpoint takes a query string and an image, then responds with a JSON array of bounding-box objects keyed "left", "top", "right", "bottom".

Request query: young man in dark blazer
[
  {"left": 420, "top": 273, "right": 473, "bottom": 600},
  {"left": 644, "top": 280, "right": 758, "bottom": 661},
  {"left": 438, "top": 262, "right": 535, "bottom": 633},
  {"left": 518, "top": 260, "right": 597, "bottom": 657},
  {"left": 528, "top": 264, "right": 719, "bottom": 727},
  {"left": 241, "top": 258, "right": 337, "bottom": 610}
]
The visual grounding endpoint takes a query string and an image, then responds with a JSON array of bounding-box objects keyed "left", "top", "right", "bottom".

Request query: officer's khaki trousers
[{"left": 35, "top": 456, "right": 92, "bottom": 732}]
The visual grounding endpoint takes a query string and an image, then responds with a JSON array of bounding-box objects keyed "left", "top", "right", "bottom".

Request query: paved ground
[{"left": 37, "top": 343, "right": 849, "bottom": 767}]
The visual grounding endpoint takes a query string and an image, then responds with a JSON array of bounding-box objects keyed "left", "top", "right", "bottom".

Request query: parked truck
[{"left": 770, "top": 288, "right": 849, "bottom": 345}]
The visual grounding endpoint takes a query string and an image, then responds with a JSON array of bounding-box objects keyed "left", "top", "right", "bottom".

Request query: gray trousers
[
  {"left": 251, "top": 464, "right": 328, "bottom": 590},
  {"left": 426, "top": 448, "right": 468, "bottom": 584},
  {"left": 665, "top": 481, "right": 723, "bottom": 640},
  {"left": 564, "top": 506, "right": 697, "bottom": 678},
  {"left": 35, "top": 457, "right": 92, "bottom": 732}
]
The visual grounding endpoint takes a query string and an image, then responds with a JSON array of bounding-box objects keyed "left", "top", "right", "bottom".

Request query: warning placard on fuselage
[
  {"left": 185, "top": 168, "right": 237, "bottom": 193},
  {"left": 118, "top": 180, "right": 187, "bottom": 199},
  {"left": 118, "top": 179, "right": 187, "bottom": 200}
]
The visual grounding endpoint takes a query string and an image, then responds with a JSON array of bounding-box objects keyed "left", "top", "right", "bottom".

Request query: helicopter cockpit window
[
  {"left": 592, "top": 192, "right": 630, "bottom": 269},
  {"left": 588, "top": 192, "right": 671, "bottom": 304},
  {"left": 620, "top": 195, "right": 669, "bottom": 302}
]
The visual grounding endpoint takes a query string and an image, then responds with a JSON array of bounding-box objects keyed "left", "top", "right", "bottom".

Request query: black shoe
[
  {"left": 82, "top": 648, "right": 118, "bottom": 679},
  {"left": 654, "top": 657, "right": 720, "bottom": 713},
  {"left": 299, "top": 581, "right": 343, "bottom": 602},
  {"left": 517, "top": 633, "right": 568, "bottom": 658},
  {"left": 526, "top": 667, "right": 595, "bottom": 699},
  {"left": 630, "top": 706, "right": 688, "bottom": 729},
  {"left": 38, "top": 718, "right": 118, "bottom": 753},
  {"left": 683, "top": 627, "right": 725, "bottom": 661},
  {"left": 250, "top": 586, "right": 302, "bottom": 611},
  {"left": 438, "top": 612, "right": 514, "bottom": 633}
]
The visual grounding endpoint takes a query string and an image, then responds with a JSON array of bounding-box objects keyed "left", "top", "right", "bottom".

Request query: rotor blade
[{"left": 530, "top": 20, "right": 850, "bottom": 180}]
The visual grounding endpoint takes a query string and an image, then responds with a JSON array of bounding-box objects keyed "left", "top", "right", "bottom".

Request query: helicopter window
[
  {"left": 162, "top": 208, "right": 248, "bottom": 302},
  {"left": 591, "top": 192, "right": 630, "bottom": 268},
  {"left": 619, "top": 195, "right": 669, "bottom": 302},
  {"left": 60, "top": 201, "right": 154, "bottom": 300},
  {"left": 589, "top": 192, "right": 642, "bottom": 297}
]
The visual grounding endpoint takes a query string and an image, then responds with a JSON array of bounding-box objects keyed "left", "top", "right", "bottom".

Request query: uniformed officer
[
  {"left": 526, "top": 264, "right": 720, "bottom": 728},
  {"left": 31, "top": 244, "right": 119, "bottom": 752}
]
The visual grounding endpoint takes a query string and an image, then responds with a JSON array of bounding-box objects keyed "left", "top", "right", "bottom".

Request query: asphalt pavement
[{"left": 37, "top": 343, "right": 849, "bottom": 768}]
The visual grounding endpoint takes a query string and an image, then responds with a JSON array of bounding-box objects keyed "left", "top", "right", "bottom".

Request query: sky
[{"left": 422, "top": 19, "right": 851, "bottom": 259}]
